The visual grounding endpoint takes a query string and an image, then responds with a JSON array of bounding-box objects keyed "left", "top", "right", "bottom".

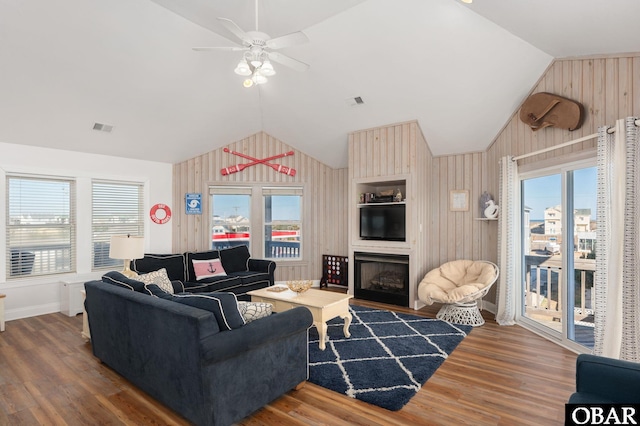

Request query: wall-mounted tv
[{"left": 359, "top": 204, "right": 406, "bottom": 241}]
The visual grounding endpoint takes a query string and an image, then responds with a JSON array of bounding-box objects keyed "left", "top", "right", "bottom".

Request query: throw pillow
[
  {"left": 131, "top": 253, "right": 187, "bottom": 282},
  {"left": 192, "top": 258, "right": 227, "bottom": 280},
  {"left": 171, "top": 292, "right": 245, "bottom": 330},
  {"left": 218, "top": 245, "right": 250, "bottom": 273},
  {"left": 145, "top": 285, "right": 244, "bottom": 330},
  {"left": 186, "top": 250, "right": 220, "bottom": 282},
  {"left": 101, "top": 271, "right": 149, "bottom": 294},
  {"left": 137, "top": 268, "right": 174, "bottom": 294},
  {"left": 237, "top": 301, "right": 273, "bottom": 323}
]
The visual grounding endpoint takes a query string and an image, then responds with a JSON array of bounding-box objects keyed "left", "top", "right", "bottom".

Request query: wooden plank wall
[
  {"left": 429, "top": 152, "right": 490, "bottom": 265},
  {"left": 413, "top": 125, "right": 433, "bottom": 293},
  {"left": 348, "top": 121, "right": 434, "bottom": 308},
  {"left": 172, "top": 131, "right": 348, "bottom": 282},
  {"left": 488, "top": 54, "right": 640, "bottom": 177},
  {"left": 349, "top": 121, "right": 415, "bottom": 179},
  {"left": 484, "top": 53, "right": 640, "bottom": 304}
]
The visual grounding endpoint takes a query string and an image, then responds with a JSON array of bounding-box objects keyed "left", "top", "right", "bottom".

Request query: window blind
[
  {"left": 6, "top": 175, "right": 76, "bottom": 278},
  {"left": 92, "top": 180, "right": 144, "bottom": 270}
]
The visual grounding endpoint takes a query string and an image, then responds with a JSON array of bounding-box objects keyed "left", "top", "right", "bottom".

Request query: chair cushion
[{"left": 418, "top": 260, "right": 497, "bottom": 305}]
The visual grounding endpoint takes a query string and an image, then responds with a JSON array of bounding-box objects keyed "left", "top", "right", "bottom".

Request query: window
[
  {"left": 92, "top": 181, "right": 144, "bottom": 270},
  {"left": 209, "top": 185, "right": 304, "bottom": 260},
  {"left": 6, "top": 175, "right": 76, "bottom": 278},
  {"left": 210, "top": 187, "right": 252, "bottom": 251},
  {"left": 263, "top": 187, "right": 302, "bottom": 260}
]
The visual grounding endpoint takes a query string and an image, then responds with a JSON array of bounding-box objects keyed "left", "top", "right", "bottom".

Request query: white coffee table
[{"left": 248, "top": 287, "right": 353, "bottom": 350}]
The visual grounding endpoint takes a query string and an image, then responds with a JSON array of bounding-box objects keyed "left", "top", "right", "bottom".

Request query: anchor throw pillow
[{"left": 192, "top": 258, "right": 227, "bottom": 280}]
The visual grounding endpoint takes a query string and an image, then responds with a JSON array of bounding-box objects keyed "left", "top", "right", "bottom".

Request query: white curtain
[
  {"left": 594, "top": 117, "right": 640, "bottom": 361},
  {"left": 495, "top": 156, "right": 518, "bottom": 325}
]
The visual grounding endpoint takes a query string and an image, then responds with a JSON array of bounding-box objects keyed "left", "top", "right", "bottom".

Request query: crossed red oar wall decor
[{"left": 221, "top": 148, "right": 297, "bottom": 176}]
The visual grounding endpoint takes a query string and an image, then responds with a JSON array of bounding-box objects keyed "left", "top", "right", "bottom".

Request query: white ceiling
[{"left": 1, "top": 0, "right": 638, "bottom": 169}]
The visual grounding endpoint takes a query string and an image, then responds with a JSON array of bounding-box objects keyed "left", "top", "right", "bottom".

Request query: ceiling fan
[{"left": 193, "top": 0, "right": 310, "bottom": 87}]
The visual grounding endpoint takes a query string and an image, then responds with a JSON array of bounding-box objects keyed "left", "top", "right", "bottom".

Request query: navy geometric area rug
[{"left": 308, "top": 305, "right": 472, "bottom": 411}]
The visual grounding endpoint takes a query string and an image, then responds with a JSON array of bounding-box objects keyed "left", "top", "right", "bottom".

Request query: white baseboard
[{"left": 6, "top": 302, "right": 61, "bottom": 322}]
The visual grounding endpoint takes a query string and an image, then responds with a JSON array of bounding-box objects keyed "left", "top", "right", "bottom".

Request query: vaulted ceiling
[{"left": 1, "top": 0, "right": 639, "bottom": 168}]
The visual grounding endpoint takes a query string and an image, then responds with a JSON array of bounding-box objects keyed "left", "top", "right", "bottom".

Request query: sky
[
  {"left": 523, "top": 166, "right": 597, "bottom": 221},
  {"left": 212, "top": 194, "right": 301, "bottom": 221}
]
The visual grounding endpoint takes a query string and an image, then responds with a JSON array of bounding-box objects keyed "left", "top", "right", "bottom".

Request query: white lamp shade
[
  {"left": 109, "top": 235, "right": 145, "bottom": 260},
  {"left": 253, "top": 72, "right": 268, "bottom": 85},
  {"left": 260, "top": 61, "right": 276, "bottom": 76},
  {"left": 234, "top": 59, "right": 252, "bottom": 76}
]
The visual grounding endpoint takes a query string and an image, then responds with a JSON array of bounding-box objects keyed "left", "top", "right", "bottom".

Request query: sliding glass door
[{"left": 519, "top": 161, "right": 596, "bottom": 350}]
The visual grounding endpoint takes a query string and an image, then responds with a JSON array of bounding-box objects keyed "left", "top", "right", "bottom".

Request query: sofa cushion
[
  {"left": 219, "top": 245, "right": 250, "bottom": 273},
  {"left": 230, "top": 270, "right": 272, "bottom": 287},
  {"left": 237, "top": 301, "right": 272, "bottom": 323},
  {"left": 192, "top": 258, "right": 226, "bottom": 281},
  {"left": 146, "top": 284, "right": 245, "bottom": 331},
  {"left": 185, "top": 250, "right": 220, "bottom": 282},
  {"left": 183, "top": 275, "right": 243, "bottom": 293},
  {"left": 101, "top": 271, "right": 149, "bottom": 294},
  {"left": 137, "top": 268, "right": 174, "bottom": 294},
  {"left": 132, "top": 253, "right": 187, "bottom": 282}
]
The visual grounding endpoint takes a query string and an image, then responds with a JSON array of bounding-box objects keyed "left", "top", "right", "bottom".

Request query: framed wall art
[{"left": 449, "top": 190, "right": 470, "bottom": 212}]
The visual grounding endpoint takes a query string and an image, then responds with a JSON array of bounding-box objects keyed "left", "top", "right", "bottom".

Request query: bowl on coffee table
[{"left": 286, "top": 280, "right": 313, "bottom": 293}]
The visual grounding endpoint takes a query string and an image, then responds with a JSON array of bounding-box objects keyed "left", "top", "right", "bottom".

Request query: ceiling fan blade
[
  {"left": 192, "top": 46, "right": 247, "bottom": 52},
  {"left": 217, "top": 17, "right": 252, "bottom": 45},
  {"left": 267, "top": 52, "right": 310, "bottom": 72},
  {"left": 265, "top": 31, "right": 309, "bottom": 50}
]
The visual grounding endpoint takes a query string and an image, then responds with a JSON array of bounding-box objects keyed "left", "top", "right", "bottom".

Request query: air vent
[
  {"left": 92, "top": 122, "right": 114, "bottom": 133},
  {"left": 345, "top": 96, "right": 365, "bottom": 107}
]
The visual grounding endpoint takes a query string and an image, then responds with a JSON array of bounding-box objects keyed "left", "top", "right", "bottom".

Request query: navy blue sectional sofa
[
  {"left": 84, "top": 277, "right": 313, "bottom": 426},
  {"left": 131, "top": 245, "right": 275, "bottom": 299}
]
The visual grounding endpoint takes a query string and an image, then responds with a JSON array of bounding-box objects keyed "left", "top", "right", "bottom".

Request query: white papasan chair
[{"left": 418, "top": 260, "right": 499, "bottom": 326}]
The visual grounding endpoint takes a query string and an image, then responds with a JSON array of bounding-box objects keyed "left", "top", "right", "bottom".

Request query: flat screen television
[{"left": 359, "top": 204, "right": 406, "bottom": 241}]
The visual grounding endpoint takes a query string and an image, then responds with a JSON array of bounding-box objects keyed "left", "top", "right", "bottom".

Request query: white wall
[{"left": 0, "top": 142, "right": 173, "bottom": 321}]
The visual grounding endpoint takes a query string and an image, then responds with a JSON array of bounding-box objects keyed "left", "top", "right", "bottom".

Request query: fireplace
[{"left": 354, "top": 252, "right": 409, "bottom": 307}]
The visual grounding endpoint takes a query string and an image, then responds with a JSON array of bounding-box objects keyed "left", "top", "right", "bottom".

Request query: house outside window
[
  {"left": 6, "top": 175, "right": 76, "bottom": 278},
  {"left": 91, "top": 180, "right": 144, "bottom": 270},
  {"left": 210, "top": 187, "right": 252, "bottom": 252}
]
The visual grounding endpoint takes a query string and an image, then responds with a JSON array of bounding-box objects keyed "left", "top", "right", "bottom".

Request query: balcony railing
[
  {"left": 523, "top": 255, "right": 595, "bottom": 327},
  {"left": 9, "top": 244, "right": 73, "bottom": 277},
  {"left": 265, "top": 241, "right": 300, "bottom": 259},
  {"left": 211, "top": 240, "right": 301, "bottom": 259}
]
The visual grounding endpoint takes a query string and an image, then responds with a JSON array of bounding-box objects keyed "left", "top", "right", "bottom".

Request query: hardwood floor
[{"left": 0, "top": 294, "right": 577, "bottom": 425}]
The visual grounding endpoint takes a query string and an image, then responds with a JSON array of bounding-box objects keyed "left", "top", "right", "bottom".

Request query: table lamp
[{"left": 109, "top": 234, "right": 145, "bottom": 278}]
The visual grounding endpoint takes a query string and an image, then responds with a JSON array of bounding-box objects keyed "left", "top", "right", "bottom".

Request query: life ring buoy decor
[{"left": 150, "top": 203, "right": 172, "bottom": 224}]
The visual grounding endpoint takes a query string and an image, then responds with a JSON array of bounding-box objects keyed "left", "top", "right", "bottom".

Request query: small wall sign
[{"left": 185, "top": 193, "right": 202, "bottom": 215}]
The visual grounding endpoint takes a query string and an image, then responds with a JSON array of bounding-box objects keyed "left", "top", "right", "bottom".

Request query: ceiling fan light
[
  {"left": 234, "top": 59, "right": 252, "bottom": 76},
  {"left": 243, "top": 78, "right": 254, "bottom": 88},
  {"left": 253, "top": 73, "right": 268, "bottom": 85},
  {"left": 250, "top": 59, "right": 262, "bottom": 68},
  {"left": 260, "top": 61, "right": 276, "bottom": 76}
]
